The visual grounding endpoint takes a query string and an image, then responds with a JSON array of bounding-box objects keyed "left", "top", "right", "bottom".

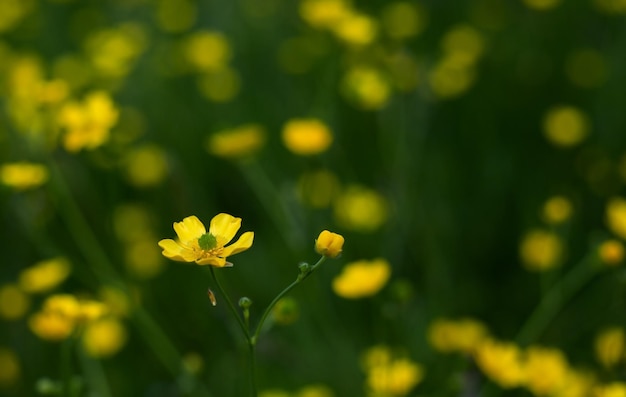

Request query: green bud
[
  {"left": 238, "top": 297, "right": 252, "bottom": 309},
  {"left": 198, "top": 233, "right": 217, "bottom": 250},
  {"left": 298, "top": 262, "right": 310, "bottom": 274}
]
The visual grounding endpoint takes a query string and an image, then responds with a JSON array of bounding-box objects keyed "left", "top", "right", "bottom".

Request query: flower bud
[
  {"left": 315, "top": 230, "right": 344, "bottom": 258},
  {"left": 238, "top": 297, "right": 252, "bottom": 309}
]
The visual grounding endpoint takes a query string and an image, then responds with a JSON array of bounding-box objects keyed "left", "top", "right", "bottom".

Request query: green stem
[
  {"left": 77, "top": 344, "right": 112, "bottom": 397},
  {"left": 208, "top": 267, "right": 251, "bottom": 341},
  {"left": 515, "top": 253, "right": 601, "bottom": 345},
  {"left": 60, "top": 335, "right": 76, "bottom": 397},
  {"left": 249, "top": 342, "right": 257, "bottom": 397}
]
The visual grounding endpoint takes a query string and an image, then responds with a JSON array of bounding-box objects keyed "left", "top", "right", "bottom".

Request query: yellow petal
[
  {"left": 196, "top": 256, "right": 227, "bottom": 267},
  {"left": 158, "top": 239, "right": 196, "bottom": 262},
  {"left": 221, "top": 231, "right": 254, "bottom": 257},
  {"left": 209, "top": 213, "right": 241, "bottom": 244},
  {"left": 173, "top": 216, "right": 206, "bottom": 243}
]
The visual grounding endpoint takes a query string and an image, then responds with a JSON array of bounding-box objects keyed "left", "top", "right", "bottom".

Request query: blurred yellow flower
[
  {"left": 342, "top": 67, "right": 391, "bottom": 110},
  {"left": 58, "top": 91, "right": 119, "bottom": 152},
  {"left": 0, "top": 284, "right": 30, "bottom": 320},
  {"left": 197, "top": 67, "right": 241, "bottom": 103},
  {"left": 297, "top": 384, "right": 334, "bottom": 397},
  {"left": 18, "top": 257, "right": 71, "bottom": 294},
  {"left": 156, "top": 0, "right": 196, "bottom": 33},
  {"left": 566, "top": 49, "right": 608, "bottom": 88},
  {"left": 124, "top": 144, "right": 169, "bottom": 187},
  {"left": 272, "top": 297, "right": 299, "bottom": 325},
  {"left": 595, "top": 327, "right": 625, "bottom": 369},
  {"left": 428, "top": 57, "right": 476, "bottom": 99},
  {"left": 206, "top": 124, "right": 266, "bottom": 159},
  {"left": 332, "top": 258, "right": 391, "bottom": 299},
  {"left": 299, "top": 0, "right": 351, "bottom": 29},
  {"left": 595, "top": 382, "right": 626, "bottom": 397},
  {"left": 183, "top": 30, "right": 231, "bottom": 72},
  {"left": 606, "top": 198, "right": 626, "bottom": 240},
  {"left": 85, "top": 23, "right": 147, "bottom": 78},
  {"left": 297, "top": 169, "right": 341, "bottom": 208},
  {"left": 363, "top": 346, "right": 423, "bottom": 396},
  {"left": 315, "top": 230, "right": 344, "bottom": 259},
  {"left": 474, "top": 339, "right": 525, "bottom": 388},
  {"left": 542, "top": 196, "right": 573, "bottom": 224},
  {"left": 99, "top": 286, "right": 131, "bottom": 317},
  {"left": 381, "top": 2, "right": 426, "bottom": 40},
  {"left": 543, "top": 106, "right": 590, "bottom": 148},
  {"left": 519, "top": 229, "right": 563, "bottom": 271},
  {"left": 523, "top": 0, "right": 561, "bottom": 10},
  {"left": 441, "top": 25, "right": 485, "bottom": 67},
  {"left": 0, "top": 348, "right": 20, "bottom": 387},
  {"left": 428, "top": 317, "right": 489, "bottom": 354},
  {"left": 158, "top": 213, "right": 254, "bottom": 267},
  {"left": 282, "top": 118, "right": 333, "bottom": 155},
  {"left": 182, "top": 352, "right": 204, "bottom": 375},
  {"left": 29, "top": 310, "right": 75, "bottom": 341},
  {"left": 334, "top": 185, "right": 388, "bottom": 232},
  {"left": 125, "top": 238, "right": 165, "bottom": 278},
  {"left": 524, "top": 346, "right": 569, "bottom": 396},
  {"left": 331, "top": 12, "right": 378, "bottom": 46},
  {"left": 0, "top": 162, "right": 48, "bottom": 190},
  {"left": 599, "top": 239, "right": 624, "bottom": 266},
  {"left": 82, "top": 317, "right": 127, "bottom": 358},
  {"left": 0, "top": 0, "right": 34, "bottom": 33}
]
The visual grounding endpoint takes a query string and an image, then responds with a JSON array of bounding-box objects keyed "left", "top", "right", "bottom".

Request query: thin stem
[
  {"left": 61, "top": 336, "right": 75, "bottom": 397},
  {"left": 77, "top": 344, "right": 112, "bottom": 397},
  {"left": 249, "top": 342, "right": 257, "bottom": 397},
  {"left": 208, "top": 267, "right": 251, "bottom": 341},
  {"left": 516, "top": 253, "right": 601, "bottom": 345},
  {"left": 253, "top": 256, "right": 326, "bottom": 343}
]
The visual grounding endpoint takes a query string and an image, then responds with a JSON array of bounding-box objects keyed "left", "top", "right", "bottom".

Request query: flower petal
[
  {"left": 221, "top": 231, "right": 254, "bottom": 257},
  {"left": 209, "top": 213, "right": 242, "bottom": 245},
  {"left": 173, "top": 216, "right": 206, "bottom": 243},
  {"left": 196, "top": 256, "right": 227, "bottom": 267},
  {"left": 158, "top": 239, "right": 197, "bottom": 262}
]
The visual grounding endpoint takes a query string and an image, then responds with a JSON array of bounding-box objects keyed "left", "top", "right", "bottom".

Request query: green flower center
[{"left": 198, "top": 233, "right": 218, "bottom": 250}]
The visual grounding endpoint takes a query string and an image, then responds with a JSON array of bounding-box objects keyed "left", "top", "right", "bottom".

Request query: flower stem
[
  {"left": 515, "top": 253, "right": 601, "bottom": 345},
  {"left": 208, "top": 267, "right": 251, "bottom": 341}
]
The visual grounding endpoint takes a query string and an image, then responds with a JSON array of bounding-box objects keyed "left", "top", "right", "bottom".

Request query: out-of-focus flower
[
  {"left": 99, "top": 286, "right": 131, "bottom": 318},
  {"left": 599, "top": 239, "right": 624, "bottom": 266},
  {"left": 259, "top": 390, "right": 291, "bottom": 397},
  {"left": 57, "top": 91, "right": 119, "bottom": 152},
  {"left": 428, "top": 57, "right": 476, "bottom": 99},
  {"left": 82, "top": 317, "right": 127, "bottom": 358},
  {"left": 299, "top": 0, "right": 352, "bottom": 29},
  {"left": 522, "top": 0, "right": 561, "bottom": 10},
  {"left": 182, "top": 352, "right": 204, "bottom": 375},
  {"left": 0, "top": 162, "right": 48, "bottom": 190},
  {"left": 566, "top": 49, "right": 608, "bottom": 88},
  {"left": 123, "top": 144, "right": 169, "bottom": 187},
  {"left": 519, "top": 229, "right": 563, "bottom": 271},
  {"left": 156, "top": 0, "right": 196, "bottom": 33},
  {"left": 85, "top": 23, "right": 147, "bottom": 78},
  {"left": 0, "top": 0, "right": 34, "bottom": 33},
  {"left": 606, "top": 198, "right": 626, "bottom": 240},
  {"left": 595, "top": 327, "right": 625, "bottom": 369},
  {"left": 523, "top": 346, "right": 569, "bottom": 396},
  {"left": 428, "top": 318, "right": 489, "bottom": 354},
  {"left": 315, "top": 230, "right": 344, "bottom": 259},
  {"left": 332, "top": 258, "right": 390, "bottom": 299},
  {"left": 197, "top": 67, "right": 241, "bottom": 103},
  {"left": 542, "top": 196, "right": 573, "bottom": 224},
  {"left": 282, "top": 118, "right": 333, "bottom": 155},
  {"left": 272, "top": 297, "right": 299, "bottom": 325},
  {"left": 381, "top": 2, "right": 426, "bottom": 40},
  {"left": 183, "top": 30, "right": 231, "bottom": 72},
  {"left": 0, "top": 284, "right": 30, "bottom": 320},
  {"left": 125, "top": 238, "right": 165, "bottom": 278},
  {"left": 362, "top": 346, "right": 423, "bottom": 396},
  {"left": 159, "top": 214, "right": 254, "bottom": 267},
  {"left": 474, "top": 339, "right": 525, "bottom": 388},
  {"left": 18, "top": 257, "right": 71, "bottom": 294},
  {"left": 594, "top": 382, "right": 626, "bottom": 397},
  {"left": 296, "top": 384, "right": 334, "bottom": 397},
  {"left": 441, "top": 25, "right": 485, "bottom": 67},
  {"left": 206, "top": 124, "right": 265, "bottom": 159},
  {"left": 334, "top": 186, "right": 388, "bottom": 232},
  {"left": 0, "top": 348, "right": 20, "bottom": 387},
  {"left": 297, "top": 169, "right": 341, "bottom": 208},
  {"left": 557, "top": 369, "right": 595, "bottom": 397},
  {"left": 331, "top": 12, "right": 377, "bottom": 46},
  {"left": 543, "top": 106, "right": 590, "bottom": 148},
  {"left": 342, "top": 67, "right": 391, "bottom": 110}
]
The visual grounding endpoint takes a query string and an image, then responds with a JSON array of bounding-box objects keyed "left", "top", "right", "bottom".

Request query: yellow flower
[
  {"left": 315, "top": 230, "right": 345, "bottom": 259},
  {"left": 474, "top": 339, "right": 525, "bottom": 388},
  {"left": 0, "top": 348, "right": 20, "bottom": 387},
  {"left": 341, "top": 67, "right": 391, "bottom": 110},
  {"left": 0, "top": 162, "right": 48, "bottom": 190},
  {"left": 282, "top": 118, "right": 333, "bottom": 156},
  {"left": 0, "top": 284, "right": 30, "bottom": 320},
  {"left": 18, "top": 257, "right": 71, "bottom": 294},
  {"left": 524, "top": 346, "right": 569, "bottom": 396},
  {"left": 606, "top": 198, "right": 626, "bottom": 240},
  {"left": 428, "top": 317, "right": 489, "bottom": 354},
  {"left": 334, "top": 185, "right": 388, "bottom": 232},
  {"left": 599, "top": 239, "right": 624, "bottom": 266},
  {"left": 595, "top": 382, "right": 626, "bottom": 397},
  {"left": 363, "top": 347, "right": 424, "bottom": 396},
  {"left": 158, "top": 213, "right": 254, "bottom": 267},
  {"left": 595, "top": 327, "right": 625, "bottom": 369},
  {"left": 542, "top": 106, "right": 590, "bottom": 148},
  {"left": 519, "top": 229, "right": 563, "bottom": 271},
  {"left": 542, "top": 196, "right": 573, "bottom": 224},
  {"left": 206, "top": 124, "right": 266, "bottom": 159},
  {"left": 82, "top": 317, "right": 127, "bottom": 358},
  {"left": 332, "top": 258, "right": 391, "bottom": 299}
]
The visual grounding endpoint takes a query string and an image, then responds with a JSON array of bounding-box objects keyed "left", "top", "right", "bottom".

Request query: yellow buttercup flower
[
  {"left": 0, "top": 162, "right": 48, "bottom": 190},
  {"left": 519, "top": 229, "right": 563, "bottom": 271},
  {"left": 332, "top": 258, "right": 391, "bottom": 299},
  {"left": 18, "top": 257, "right": 71, "bottom": 294},
  {"left": 523, "top": 346, "right": 569, "bottom": 396},
  {"left": 599, "top": 239, "right": 624, "bottom": 266},
  {"left": 606, "top": 197, "right": 626, "bottom": 240},
  {"left": 474, "top": 339, "right": 525, "bottom": 388},
  {"left": 282, "top": 118, "right": 333, "bottom": 156},
  {"left": 158, "top": 213, "right": 254, "bottom": 267},
  {"left": 428, "top": 317, "right": 489, "bottom": 354},
  {"left": 315, "top": 230, "right": 345, "bottom": 259},
  {"left": 595, "top": 327, "right": 625, "bottom": 368},
  {"left": 595, "top": 382, "right": 626, "bottom": 397},
  {"left": 82, "top": 317, "right": 127, "bottom": 358}
]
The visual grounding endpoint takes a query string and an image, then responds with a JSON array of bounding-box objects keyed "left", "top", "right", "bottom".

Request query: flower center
[{"left": 198, "top": 233, "right": 218, "bottom": 250}]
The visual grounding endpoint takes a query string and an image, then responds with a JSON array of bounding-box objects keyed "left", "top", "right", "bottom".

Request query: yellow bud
[{"left": 315, "top": 230, "right": 344, "bottom": 258}]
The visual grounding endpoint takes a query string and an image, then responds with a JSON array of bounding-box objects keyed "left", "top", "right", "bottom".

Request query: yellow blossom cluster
[
  {"left": 332, "top": 258, "right": 391, "bottom": 299},
  {"left": 361, "top": 345, "right": 423, "bottom": 396},
  {"left": 206, "top": 124, "right": 266, "bottom": 159},
  {"left": 428, "top": 317, "right": 489, "bottom": 354},
  {"left": 519, "top": 229, "right": 564, "bottom": 271},
  {"left": 0, "top": 162, "right": 49, "bottom": 190}
]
